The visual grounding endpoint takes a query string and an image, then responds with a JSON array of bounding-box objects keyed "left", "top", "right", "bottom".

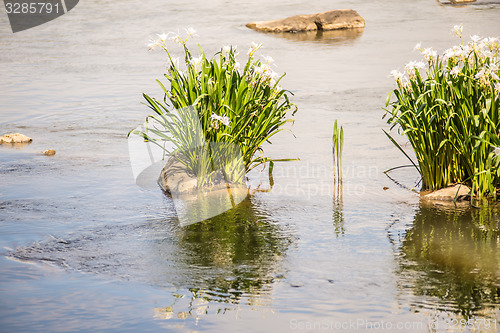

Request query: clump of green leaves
[
  {"left": 384, "top": 26, "right": 500, "bottom": 200},
  {"left": 135, "top": 30, "right": 297, "bottom": 187}
]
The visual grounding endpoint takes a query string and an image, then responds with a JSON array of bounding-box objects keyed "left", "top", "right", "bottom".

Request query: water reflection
[
  {"left": 332, "top": 183, "right": 344, "bottom": 237},
  {"left": 173, "top": 196, "right": 292, "bottom": 299},
  {"left": 152, "top": 196, "right": 293, "bottom": 323},
  {"left": 8, "top": 196, "right": 293, "bottom": 321},
  {"left": 396, "top": 203, "right": 500, "bottom": 318},
  {"left": 268, "top": 28, "right": 363, "bottom": 45}
]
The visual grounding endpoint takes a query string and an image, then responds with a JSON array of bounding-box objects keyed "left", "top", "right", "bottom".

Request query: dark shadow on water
[
  {"left": 395, "top": 202, "right": 500, "bottom": 318},
  {"left": 267, "top": 28, "right": 364, "bottom": 45}
]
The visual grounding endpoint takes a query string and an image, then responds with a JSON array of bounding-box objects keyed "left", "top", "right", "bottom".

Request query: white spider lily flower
[
  {"left": 422, "top": 48, "right": 436, "bottom": 60},
  {"left": 480, "top": 37, "right": 499, "bottom": 50},
  {"left": 415, "top": 61, "right": 425, "bottom": 69},
  {"left": 211, "top": 113, "right": 231, "bottom": 127},
  {"left": 452, "top": 25, "right": 463, "bottom": 37},
  {"left": 405, "top": 61, "right": 425, "bottom": 77},
  {"left": 463, "top": 43, "right": 473, "bottom": 53},
  {"left": 147, "top": 39, "right": 160, "bottom": 51},
  {"left": 470, "top": 35, "right": 481, "bottom": 43},
  {"left": 405, "top": 61, "right": 417, "bottom": 77},
  {"left": 474, "top": 68, "right": 489, "bottom": 85},
  {"left": 189, "top": 56, "right": 203, "bottom": 72},
  {"left": 251, "top": 42, "right": 260, "bottom": 49},
  {"left": 405, "top": 61, "right": 425, "bottom": 72},
  {"left": 443, "top": 48, "right": 454, "bottom": 62},
  {"left": 248, "top": 42, "right": 262, "bottom": 56},
  {"left": 450, "top": 66, "right": 461, "bottom": 77},
  {"left": 169, "top": 33, "right": 184, "bottom": 45},
  {"left": 422, "top": 47, "right": 437, "bottom": 62},
  {"left": 262, "top": 55, "right": 274, "bottom": 64},
  {"left": 414, "top": 42, "right": 422, "bottom": 51},
  {"left": 495, "top": 83, "right": 500, "bottom": 93},
  {"left": 390, "top": 70, "right": 404, "bottom": 82},
  {"left": 185, "top": 27, "right": 197, "bottom": 37},
  {"left": 488, "top": 62, "right": 499, "bottom": 72},
  {"left": 222, "top": 45, "right": 231, "bottom": 55},
  {"left": 157, "top": 33, "right": 168, "bottom": 42},
  {"left": 482, "top": 50, "right": 495, "bottom": 60},
  {"left": 474, "top": 68, "right": 486, "bottom": 79},
  {"left": 234, "top": 61, "right": 241, "bottom": 71},
  {"left": 254, "top": 65, "right": 265, "bottom": 76}
]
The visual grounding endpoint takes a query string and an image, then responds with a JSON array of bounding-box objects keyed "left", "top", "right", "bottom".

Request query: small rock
[
  {"left": 246, "top": 9, "right": 365, "bottom": 33},
  {"left": 383, "top": 186, "right": 389, "bottom": 191},
  {"left": 42, "top": 149, "right": 56, "bottom": 156},
  {"left": 0, "top": 133, "right": 32, "bottom": 144},
  {"left": 423, "top": 184, "right": 471, "bottom": 201}
]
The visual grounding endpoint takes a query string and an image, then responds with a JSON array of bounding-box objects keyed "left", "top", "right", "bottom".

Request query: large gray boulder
[{"left": 246, "top": 9, "right": 365, "bottom": 33}]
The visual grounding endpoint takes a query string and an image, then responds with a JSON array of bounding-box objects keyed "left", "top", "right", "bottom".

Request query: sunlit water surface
[{"left": 1, "top": 0, "right": 500, "bottom": 332}]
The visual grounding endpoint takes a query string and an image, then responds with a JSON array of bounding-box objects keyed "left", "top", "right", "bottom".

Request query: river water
[{"left": 1, "top": 0, "right": 500, "bottom": 332}]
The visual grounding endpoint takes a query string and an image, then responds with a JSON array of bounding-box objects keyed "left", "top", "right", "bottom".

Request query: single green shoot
[{"left": 333, "top": 120, "right": 344, "bottom": 184}]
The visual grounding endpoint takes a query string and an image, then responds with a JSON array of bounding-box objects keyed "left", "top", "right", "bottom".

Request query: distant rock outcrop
[{"left": 246, "top": 9, "right": 365, "bottom": 33}]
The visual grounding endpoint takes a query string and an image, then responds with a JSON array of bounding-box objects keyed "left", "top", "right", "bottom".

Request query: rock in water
[
  {"left": 246, "top": 9, "right": 365, "bottom": 33},
  {"left": 0, "top": 133, "right": 32, "bottom": 144},
  {"left": 42, "top": 149, "right": 56, "bottom": 156},
  {"left": 157, "top": 154, "right": 248, "bottom": 226},
  {"left": 423, "top": 184, "right": 471, "bottom": 201}
]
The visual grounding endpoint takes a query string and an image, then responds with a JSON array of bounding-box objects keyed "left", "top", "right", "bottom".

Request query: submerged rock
[
  {"left": 0, "top": 133, "right": 32, "bottom": 144},
  {"left": 157, "top": 155, "right": 246, "bottom": 195},
  {"left": 246, "top": 9, "right": 365, "bottom": 33},
  {"left": 157, "top": 154, "right": 248, "bottom": 226},
  {"left": 42, "top": 149, "right": 56, "bottom": 156},
  {"left": 157, "top": 155, "right": 199, "bottom": 194},
  {"left": 422, "top": 184, "right": 471, "bottom": 201}
]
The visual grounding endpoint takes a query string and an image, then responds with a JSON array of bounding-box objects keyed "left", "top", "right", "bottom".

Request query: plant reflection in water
[
  {"left": 395, "top": 203, "right": 500, "bottom": 319},
  {"left": 153, "top": 196, "right": 294, "bottom": 322}
]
